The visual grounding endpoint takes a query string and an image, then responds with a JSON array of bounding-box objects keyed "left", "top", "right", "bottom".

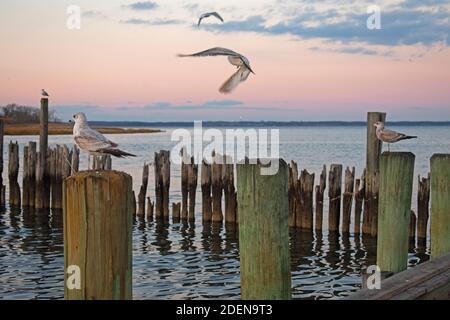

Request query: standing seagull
[
  {"left": 198, "top": 12, "right": 224, "bottom": 27},
  {"left": 72, "top": 113, "right": 136, "bottom": 168},
  {"left": 42, "top": 89, "right": 49, "bottom": 97},
  {"left": 177, "top": 47, "right": 254, "bottom": 93},
  {"left": 374, "top": 121, "right": 417, "bottom": 151}
]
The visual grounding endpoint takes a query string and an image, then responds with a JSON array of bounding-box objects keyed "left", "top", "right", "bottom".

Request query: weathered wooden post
[
  {"left": 417, "top": 174, "right": 430, "bottom": 245},
  {"left": 63, "top": 171, "right": 133, "bottom": 299},
  {"left": 354, "top": 170, "right": 365, "bottom": 234},
  {"left": 288, "top": 161, "right": 298, "bottom": 228},
  {"left": 201, "top": 160, "right": 212, "bottom": 222},
  {"left": 223, "top": 158, "right": 237, "bottom": 224},
  {"left": 154, "top": 150, "right": 170, "bottom": 220},
  {"left": 40, "top": 97, "right": 50, "bottom": 208},
  {"left": 237, "top": 159, "right": 291, "bottom": 300},
  {"left": 377, "top": 152, "right": 415, "bottom": 273},
  {"left": 409, "top": 210, "right": 417, "bottom": 243},
  {"left": 315, "top": 165, "right": 326, "bottom": 231},
  {"left": 430, "top": 154, "right": 450, "bottom": 259},
  {"left": 342, "top": 167, "right": 355, "bottom": 234},
  {"left": 298, "top": 169, "right": 314, "bottom": 230},
  {"left": 211, "top": 153, "right": 223, "bottom": 223},
  {"left": 22, "top": 145, "right": 30, "bottom": 207},
  {"left": 328, "top": 164, "right": 342, "bottom": 233},
  {"left": 188, "top": 157, "right": 198, "bottom": 222},
  {"left": 364, "top": 112, "right": 386, "bottom": 236},
  {"left": 28, "top": 142, "right": 37, "bottom": 208},
  {"left": 181, "top": 148, "right": 189, "bottom": 220},
  {"left": 137, "top": 163, "right": 149, "bottom": 217},
  {"left": 71, "top": 145, "right": 79, "bottom": 175},
  {"left": 172, "top": 202, "right": 181, "bottom": 223},
  {"left": 8, "top": 141, "right": 20, "bottom": 207},
  {"left": 147, "top": 196, "right": 154, "bottom": 221}
]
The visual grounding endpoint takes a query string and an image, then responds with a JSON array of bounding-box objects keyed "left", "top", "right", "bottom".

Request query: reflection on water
[{"left": 0, "top": 205, "right": 430, "bottom": 300}]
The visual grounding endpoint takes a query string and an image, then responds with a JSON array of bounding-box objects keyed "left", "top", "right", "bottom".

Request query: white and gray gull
[
  {"left": 198, "top": 12, "right": 224, "bottom": 27},
  {"left": 374, "top": 121, "right": 417, "bottom": 151}
]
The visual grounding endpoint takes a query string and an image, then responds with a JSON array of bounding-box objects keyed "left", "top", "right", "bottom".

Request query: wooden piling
[
  {"left": 315, "top": 165, "right": 326, "bottom": 231},
  {"left": 0, "top": 120, "right": 3, "bottom": 205},
  {"left": 28, "top": 142, "right": 37, "bottom": 208},
  {"left": 364, "top": 112, "right": 386, "bottom": 236},
  {"left": 22, "top": 146, "right": 30, "bottom": 207},
  {"left": 40, "top": 98, "right": 50, "bottom": 208},
  {"left": 211, "top": 153, "right": 223, "bottom": 223},
  {"left": 201, "top": 160, "right": 212, "bottom": 222},
  {"left": 237, "top": 159, "right": 291, "bottom": 300},
  {"left": 377, "top": 152, "right": 415, "bottom": 273},
  {"left": 172, "top": 202, "right": 181, "bottom": 223},
  {"left": 417, "top": 174, "right": 430, "bottom": 243},
  {"left": 328, "top": 164, "right": 342, "bottom": 233},
  {"left": 146, "top": 197, "right": 154, "bottom": 221},
  {"left": 342, "top": 167, "right": 355, "bottom": 234},
  {"left": 430, "top": 154, "right": 450, "bottom": 259},
  {"left": 288, "top": 161, "right": 298, "bottom": 228},
  {"left": 354, "top": 170, "right": 365, "bottom": 234},
  {"left": 181, "top": 148, "right": 189, "bottom": 220},
  {"left": 8, "top": 141, "right": 20, "bottom": 207},
  {"left": 298, "top": 169, "right": 314, "bottom": 230},
  {"left": 154, "top": 150, "right": 170, "bottom": 220},
  {"left": 223, "top": 158, "right": 237, "bottom": 224},
  {"left": 63, "top": 170, "right": 133, "bottom": 299},
  {"left": 409, "top": 210, "right": 417, "bottom": 241},
  {"left": 188, "top": 157, "right": 198, "bottom": 222},
  {"left": 137, "top": 163, "right": 149, "bottom": 217}
]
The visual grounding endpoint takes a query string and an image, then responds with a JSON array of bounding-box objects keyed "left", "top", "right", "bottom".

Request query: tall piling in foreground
[
  {"left": 364, "top": 112, "right": 386, "bottom": 236},
  {"left": 237, "top": 159, "right": 291, "bottom": 300},
  {"left": 63, "top": 171, "right": 133, "bottom": 300},
  {"left": 328, "top": 164, "right": 342, "bottom": 233},
  {"left": 377, "top": 152, "right": 415, "bottom": 273},
  {"left": 430, "top": 154, "right": 450, "bottom": 260},
  {"left": 315, "top": 165, "right": 326, "bottom": 231},
  {"left": 40, "top": 98, "right": 50, "bottom": 208}
]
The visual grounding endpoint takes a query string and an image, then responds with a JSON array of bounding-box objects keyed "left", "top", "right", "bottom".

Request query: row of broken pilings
[{"left": 62, "top": 153, "right": 450, "bottom": 299}]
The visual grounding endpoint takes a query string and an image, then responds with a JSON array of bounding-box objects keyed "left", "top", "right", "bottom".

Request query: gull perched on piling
[
  {"left": 198, "top": 12, "right": 224, "bottom": 27},
  {"left": 374, "top": 121, "right": 417, "bottom": 151},
  {"left": 42, "top": 89, "right": 49, "bottom": 97},
  {"left": 72, "top": 112, "right": 136, "bottom": 168},
  {"left": 177, "top": 47, "right": 254, "bottom": 93}
]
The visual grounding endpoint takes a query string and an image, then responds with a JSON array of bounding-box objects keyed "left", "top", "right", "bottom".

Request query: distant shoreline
[
  {"left": 4, "top": 122, "right": 163, "bottom": 136},
  {"left": 89, "top": 120, "right": 450, "bottom": 128}
]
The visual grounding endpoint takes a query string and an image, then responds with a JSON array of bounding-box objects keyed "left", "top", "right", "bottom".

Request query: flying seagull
[
  {"left": 72, "top": 112, "right": 136, "bottom": 166},
  {"left": 198, "top": 12, "right": 224, "bottom": 27},
  {"left": 374, "top": 121, "right": 417, "bottom": 151},
  {"left": 177, "top": 47, "right": 254, "bottom": 93},
  {"left": 42, "top": 89, "right": 49, "bottom": 97}
]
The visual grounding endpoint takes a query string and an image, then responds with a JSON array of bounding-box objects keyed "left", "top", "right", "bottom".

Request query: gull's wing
[
  {"left": 219, "top": 67, "right": 251, "bottom": 94},
  {"left": 378, "top": 129, "right": 405, "bottom": 143},
  {"left": 74, "top": 127, "right": 118, "bottom": 152},
  {"left": 210, "top": 12, "right": 224, "bottom": 22},
  {"left": 178, "top": 47, "right": 240, "bottom": 58}
]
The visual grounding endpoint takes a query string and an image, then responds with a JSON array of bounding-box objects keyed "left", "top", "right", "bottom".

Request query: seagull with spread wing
[
  {"left": 198, "top": 12, "right": 224, "bottom": 27},
  {"left": 177, "top": 47, "right": 254, "bottom": 94},
  {"left": 72, "top": 113, "right": 136, "bottom": 168},
  {"left": 374, "top": 121, "right": 417, "bottom": 151}
]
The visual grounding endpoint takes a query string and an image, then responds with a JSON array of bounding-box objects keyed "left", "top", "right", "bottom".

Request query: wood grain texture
[
  {"left": 377, "top": 152, "right": 415, "bottom": 273},
  {"left": 63, "top": 170, "right": 133, "bottom": 300},
  {"left": 237, "top": 159, "right": 291, "bottom": 300},
  {"left": 328, "top": 164, "right": 342, "bottom": 233},
  {"left": 430, "top": 154, "right": 450, "bottom": 260}
]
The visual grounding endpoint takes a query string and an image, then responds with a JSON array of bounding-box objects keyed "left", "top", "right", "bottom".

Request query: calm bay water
[{"left": 0, "top": 125, "right": 448, "bottom": 299}]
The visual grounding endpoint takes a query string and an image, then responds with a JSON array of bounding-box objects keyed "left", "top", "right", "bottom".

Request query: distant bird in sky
[
  {"left": 374, "top": 121, "right": 417, "bottom": 151},
  {"left": 72, "top": 112, "right": 136, "bottom": 166},
  {"left": 198, "top": 12, "right": 224, "bottom": 27},
  {"left": 41, "top": 89, "right": 49, "bottom": 97},
  {"left": 177, "top": 47, "right": 254, "bottom": 93}
]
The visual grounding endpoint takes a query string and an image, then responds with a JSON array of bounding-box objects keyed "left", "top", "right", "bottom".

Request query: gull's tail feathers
[
  {"left": 398, "top": 135, "right": 418, "bottom": 141},
  {"left": 100, "top": 148, "right": 136, "bottom": 158}
]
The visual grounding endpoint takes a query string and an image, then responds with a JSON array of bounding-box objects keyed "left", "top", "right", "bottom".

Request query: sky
[{"left": 0, "top": 0, "right": 449, "bottom": 121}]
